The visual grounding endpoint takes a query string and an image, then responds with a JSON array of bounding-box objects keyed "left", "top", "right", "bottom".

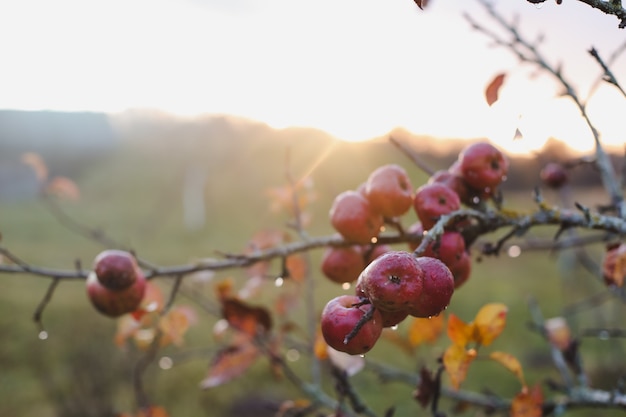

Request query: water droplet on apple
[
  {"left": 391, "top": 325, "right": 399, "bottom": 331},
  {"left": 428, "top": 316, "right": 433, "bottom": 319},
  {"left": 535, "top": 2, "right": 543, "bottom": 9},
  {"left": 275, "top": 277, "right": 284, "bottom": 287},
  {"left": 359, "top": 354, "right": 365, "bottom": 358}
]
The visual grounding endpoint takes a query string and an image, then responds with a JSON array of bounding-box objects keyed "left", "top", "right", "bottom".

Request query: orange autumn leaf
[
  {"left": 409, "top": 314, "right": 445, "bottom": 347},
  {"left": 46, "top": 176, "right": 80, "bottom": 200},
  {"left": 485, "top": 72, "right": 506, "bottom": 106},
  {"left": 159, "top": 306, "right": 198, "bottom": 347},
  {"left": 200, "top": 342, "right": 259, "bottom": 389},
  {"left": 447, "top": 313, "right": 475, "bottom": 346},
  {"left": 136, "top": 406, "right": 169, "bottom": 417},
  {"left": 511, "top": 384, "right": 543, "bottom": 417},
  {"left": 489, "top": 351, "right": 526, "bottom": 387},
  {"left": 285, "top": 254, "right": 307, "bottom": 282},
  {"left": 443, "top": 344, "right": 477, "bottom": 389},
  {"left": 474, "top": 303, "right": 508, "bottom": 346}
]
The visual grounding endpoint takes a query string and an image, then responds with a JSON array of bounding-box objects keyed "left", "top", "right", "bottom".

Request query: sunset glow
[{"left": 0, "top": 0, "right": 624, "bottom": 155}]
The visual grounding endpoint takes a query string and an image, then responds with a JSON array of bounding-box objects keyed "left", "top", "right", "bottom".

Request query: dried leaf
[
  {"left": 447, "top": 313, "right": 475, "bottom": 346},
  {"left": 221, "top": 298, "right": 272, "bottom": 337},
  {"left": 409, "top": 314, "right": 445, "bottom": 347},
  {"left": 21, "top": 152, "right": 48, "bottom": 181},
  {"left": 474, "top": 303, "right": 508, "bottom": 346},
  {"left": 489, "top": 351, "right": 526, "bottom": 387},
  {"left": 603, "top": 243, "right": 626, "bottom": 287},
  {"left": 200, "top": 342, "right": 259, "bottom": 389},
  {"left": 485, "top": 73, "right": 506, "bottom": 106},
  {"left": 413, "top": 0, "right": 429, "bottom": 10},
  {"left": 511, "top": 384, "right": 543, "bottom": 417},
  {"left": 327, "top": 346, "right": 365, "bottom": 376},
  {"left": 46, "top": 176, "right": 80, "bottom": 200},
  {"left": 413, "top": 366, "right": 437, "bottom": 408},
  {"left": 443, "top": 344, "right": 476, "bottom": 389}
]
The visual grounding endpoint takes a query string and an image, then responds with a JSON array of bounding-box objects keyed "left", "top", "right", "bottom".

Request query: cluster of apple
[
  {"left": 321, "top": 142, "right": 510, "bottom": 355},
  {"left": 86, "top": 249, "right": 147, "bottom": 317}
]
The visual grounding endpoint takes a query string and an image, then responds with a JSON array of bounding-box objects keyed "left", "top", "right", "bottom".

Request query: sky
[{"left": 0, "top": 0, "right": 624, "bottom": 154}]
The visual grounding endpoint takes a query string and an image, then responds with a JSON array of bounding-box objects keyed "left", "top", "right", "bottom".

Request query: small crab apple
[
  {"left": 330, "top": 190, "right": 384, "bottom": 244},
  {"left": 428, "top": 169, "right": 473, "bottom": 206},
  {"left": 457, "top": 142, "right": 509, "bottom": 191},
  {"left": 378, "top": 309, "right": 409, "bottom": 328},
  {"left": 363, "top": 244, "right": 392, "bottom": 265},
  {"left": 93, "top": 249, "right": 141, "bottom": 290},
  {"left": 357, "top": 251, "right": 424, "bottom": 312},
  {"left": 365, "top": 164, "right": 414, "bottom": 217},
  {"left": 321, "top": 246, "right": 365, "bottom": 284},
  {"left": 540, "top": 162, "right": 568, "bottom": 189},
  {"left": 86, "top": 270, "right": 147, "bottom": 317},
  {"left": 408, "top": 257, "right": 454, "bottom": 318},
  {"left": 321, "top": 295, "right": 383, "bottom": 355},
  {"left": 413, "top": 183, "right": 461, "bottom": 230},
  {"left": 421, "top": 231, "right": 466, "bottom": 267},
  {"left": 448, "top": 251, "right": 472, "bottom": 288}
]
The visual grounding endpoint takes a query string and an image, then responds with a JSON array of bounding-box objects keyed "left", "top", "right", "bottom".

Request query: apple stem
[{"left": 343, "top": 304, "right": 376, "bottom": 345}]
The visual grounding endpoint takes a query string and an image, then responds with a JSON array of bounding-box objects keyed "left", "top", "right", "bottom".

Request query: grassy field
[{"left": 1, "top": 138, "right": 624, "bottom": 416}]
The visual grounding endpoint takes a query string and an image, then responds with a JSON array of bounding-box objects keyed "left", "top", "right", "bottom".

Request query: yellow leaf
[
  {"left": 511, "top": 384, "right": 543, "bottom": 417},
  {"left": 474, "top": 303, "right": 508, "bottom": 346},
  {"left": 443, "top": 344, "right": 477, "bottom": 389},
  {"left": 409, "top": 314, "right": 445, "bottom": 347},
  {"left": 447, "top": 313, "right": 475, "bottom": 346},
  {"left": 489, "top": 351, "right": 526, "bottom": 387},
  {"left": 314, "top": 329, "right": 329, "bottom": 360}
]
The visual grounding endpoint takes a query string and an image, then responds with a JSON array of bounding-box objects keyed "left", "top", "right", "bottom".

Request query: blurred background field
[{"left": 1, "top": 111, "right": 625, "bottom": 416}]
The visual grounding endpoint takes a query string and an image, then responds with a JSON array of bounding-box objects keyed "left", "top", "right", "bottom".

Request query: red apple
[
  {"left": 540, "top": 162, "right": 568, "bottom": 189},
  {"left": 86, "top": 270, "right": 147, "bottom": 317},
  {"left": 320, "top": 295, "right": 383, "bottom": 355},
  {"left": 93, "top": 249, "right": 141, "bottom": 290},
  {"left": 408, "top": 257, "right": 454, "bottom": 318},
  {"left": 413, "top": 183, "right": 461, "bottom": 230},
  {"left": 330, "top": 190, "right": 384, "bottom": 244},
  {"left": 357, "top": 251, "right": 424, "bottom": 312},
  {"left": 457, "top": 142, "right": 509, "bottom": 191},
  {"left": 321, "top": 246, "right": 365, "bottom": 284},
  {"left": 365, "top": 164, "right": 414, "bottom": 217},
  {"left": 448, "top": 251, "right": 472, "bottom": 288}
]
